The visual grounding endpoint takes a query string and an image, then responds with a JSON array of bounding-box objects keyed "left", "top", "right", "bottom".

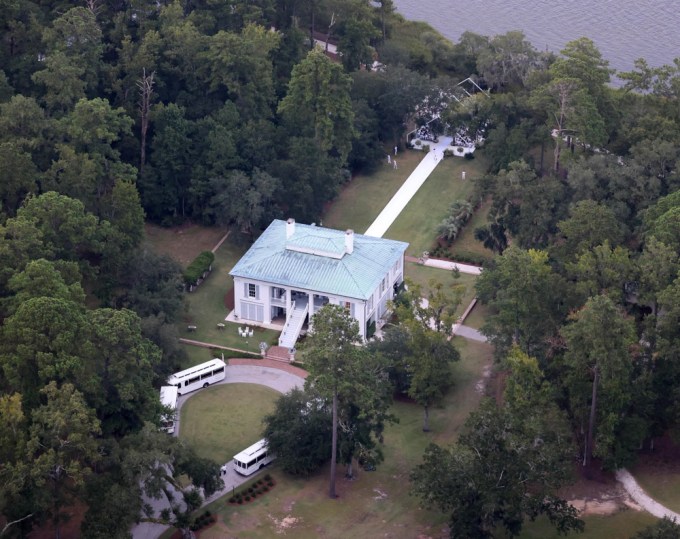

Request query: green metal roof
[{"left": 230, "top": 220, "right": 408, "bottom": 300}]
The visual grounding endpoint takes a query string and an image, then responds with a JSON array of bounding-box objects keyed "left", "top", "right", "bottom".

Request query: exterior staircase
[{"left": 278, "top": 298, "right": 308, "bottom": 349}]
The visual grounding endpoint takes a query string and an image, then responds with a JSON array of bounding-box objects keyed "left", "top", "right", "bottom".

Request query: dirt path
[{"left": 211, "top": 229, "right": 231, "bottom": 253}]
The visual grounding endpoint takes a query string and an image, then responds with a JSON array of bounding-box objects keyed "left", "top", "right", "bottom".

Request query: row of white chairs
[{"left": 238, "top": 327, "right": 254, "bottom": 338}]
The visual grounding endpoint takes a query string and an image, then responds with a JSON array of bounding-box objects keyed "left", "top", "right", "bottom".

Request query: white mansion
[{"left": 229, "top": 219, "right": 408, "bottom": 349}]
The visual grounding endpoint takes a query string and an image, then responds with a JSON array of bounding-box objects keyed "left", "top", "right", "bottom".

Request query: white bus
[
  {"left": 159, "top": 385, "right": 178, "bottom": 434},
  {"left": 167, "top": 359, "right": 226, "bottom": 395},
  {"left": 233, "top": 438, "right": 276, "bottom": 476}
]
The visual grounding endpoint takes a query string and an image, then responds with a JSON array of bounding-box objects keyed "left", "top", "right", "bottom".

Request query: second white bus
[
  {"left": 159, "top": 385, "right": 178, "bottom": 434},
  {"left": 167, "top": 359, "right": 226, "bottom": 395},
  {"left": 233, "top": 438, "right": 276, "bottom": 476}
]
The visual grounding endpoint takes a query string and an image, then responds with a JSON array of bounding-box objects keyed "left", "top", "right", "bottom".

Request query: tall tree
[
  {"left": 27, "top": 382, "right": 101, "bottom": 539},
  {"left": 278, "top": 47, "right": 355, "bottom": 162},
  {"left": 476, "top": 246, "right": 567, "bottom": 358},
  {"left": 262, "top": 387, "right": 332, "bottom": 476},
  {"left": 302, "top": 304, "right": 391, "bottom": 497},
  {"left": 562, "top": 295, "right": 637, "bottom": 468},
  {"left": 412, "top": 352, "right": 581, "bottom": 539}
]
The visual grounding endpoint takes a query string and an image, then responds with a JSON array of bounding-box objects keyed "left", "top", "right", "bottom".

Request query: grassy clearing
[
  {"left": 384, "top": 153, "right": 489, "bottom": 257},
  {"left": 323, "top": 148, "right": 424, "bottom": 234},
  {"left": 179, "top": 383, "right": 279, "bottom": 464},
  {"left": 143, "top": 222, "right": 227, "bottom": 268},
  {"left": 404, "top": 261, "right": 477, "bottom": 320},
  {"left": 180, "top": 340, "right": 493, "bottom": 538},
  {"left": 630, "top": 467, "right": 680, "bottom": 514},
  {"left": 518, "top": 509, "right": 657, "bottom": 539}
]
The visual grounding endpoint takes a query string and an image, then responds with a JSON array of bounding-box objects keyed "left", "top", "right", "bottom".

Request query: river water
[{"left": 392, "top": 0, "right": 680, "bottom": 77}]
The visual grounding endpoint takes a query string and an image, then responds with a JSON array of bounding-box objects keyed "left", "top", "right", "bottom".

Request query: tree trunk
[
  {"left": 330, "top": 391, "right": 338, "bottom": 498},
  {"left": 553, "top": 138, "right": 561, "bottom": 173},
  {"left": 585, "top": 365, "right": 599, "bottom": 467},
  {"left": 423, "top": 404, "right": 430, "bottom": 432},
  {"left": 346, "top": 459, "right": 354, "bottom": 478}
]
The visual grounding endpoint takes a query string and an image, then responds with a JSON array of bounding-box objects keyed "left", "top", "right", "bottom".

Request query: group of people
[
  {"left": 415, "top": 125, "right": 438, "bottom": 142},
  {"left": 452, "top": 127, "right": 475, "bottom": 148}
]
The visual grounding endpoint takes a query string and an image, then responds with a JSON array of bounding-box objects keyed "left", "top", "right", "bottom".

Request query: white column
[
  {"left": 263, "top": 284, "right": 272, "bottom": 324},
  {"left": 233, "top": 278, "right": 242, "bottom": 319}
]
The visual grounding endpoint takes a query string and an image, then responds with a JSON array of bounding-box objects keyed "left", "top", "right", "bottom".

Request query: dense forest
[{"left": 1, "top": 0, "right": 680, "bottom": 536}]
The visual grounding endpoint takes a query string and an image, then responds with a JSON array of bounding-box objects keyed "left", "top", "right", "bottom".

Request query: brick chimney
[
  {"left": 345, "top": 229, "right": 354, "bottom": 254},
  {"left": 286, "top": 218, "right": 295, "bottom": 239}
]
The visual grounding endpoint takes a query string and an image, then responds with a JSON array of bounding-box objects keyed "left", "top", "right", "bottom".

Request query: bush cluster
[
  {"left": 190, "top": 511, "right": 215, "bottom": 531},
  {"left": 228, "top": 475, "right": 276, "bottom": 504},
  {"left": 429, "top": 246, "right": 492, "bottom": 267},
  {"left": 183, "top": 251, "right": 215, "bottom": 286},
  {"left": 449, "top": 250, "right": 492, "bottom": 266}
]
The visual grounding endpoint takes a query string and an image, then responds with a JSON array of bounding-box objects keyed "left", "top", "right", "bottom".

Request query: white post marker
[{"left": 462, "top": 170, "right": 466, "bottom": 180}]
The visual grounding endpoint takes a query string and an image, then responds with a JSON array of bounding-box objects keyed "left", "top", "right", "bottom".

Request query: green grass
[
  {"left": 630, "top": 467, "right": 680, "bottom": 514},
  {"left": 463, "top": 301, "right": 493, "bottom": 330},
  {"left": 517, "top": 509, "right": 658, "bottom": 539},
  {"left": 179, "top": 383, "right": 280, "bottom": 464},
  {"left": 323, "top": 148, "right": 424, "bottom": 234},
  {"left": 181, "top": 238, "right": 280, "bottom": 355},
  {"left": 448, "top": 198, "right": 496, "bottom": 262},
  {"left": 384, "top": 153, "right": 489, "bottom": 256},
  {"left": 173, "top": 340, "right": 493, "bottom": 538},
  {"left": 404, "top": 261, "right": 478, "bottom": 320}
]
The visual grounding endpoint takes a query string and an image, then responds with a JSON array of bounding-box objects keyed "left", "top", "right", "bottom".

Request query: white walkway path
[
  {"left": 616, "top": 469, "right": 680, "bottom": 521},
  {"left": 422, "top": 257, "right": 482, "bottom": 275},
  {"left": 364, "top": 136, "right": 453, "bottom": 238}
]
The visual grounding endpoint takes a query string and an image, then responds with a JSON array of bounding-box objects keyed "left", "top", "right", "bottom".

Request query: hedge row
[{"left": 184, "top": 251, "right": 215, "bottom": 285}]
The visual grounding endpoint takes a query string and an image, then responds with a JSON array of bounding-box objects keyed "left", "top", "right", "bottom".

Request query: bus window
[{"left": 213, "top": 366, "right": 225, "bottom": 375}]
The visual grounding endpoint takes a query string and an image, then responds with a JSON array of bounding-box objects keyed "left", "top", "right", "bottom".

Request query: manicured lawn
[
  {"left": 179, "top": 383, "right": 280, "bottom": 465},
  {"left": 517, "top": 509, "right": 658, "bottom": 539},
  {"left": 173, "top": 340, "right": 493, "bottom": 538},
  {"left": 384, "top": 153, "right": 489, "bottom": 257},
  {"left": 463, "top": 301, "right": 493, "bottom": 330},
  {"left": 144, "top": 222, "right": 279, "bottom": 355},
  {"left": 630, "top": 467, "right": 680, "bottom": 514},
  {"left": 448, "top": 198, "right": 496, "bottom": 263},
  {"left": 181, "top": 238, "right": 281, "bottom": 355},
  {"left": 404, "top": 261, "right": 478, "bottom": 320},
  {"left": 323, "top": 148, "right": 424, "bottom": 234},
  {"left": 180, "top": 344, "right": 218, "bottom": 369}
]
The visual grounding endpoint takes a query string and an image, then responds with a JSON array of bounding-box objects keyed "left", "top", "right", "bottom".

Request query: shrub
[
  {"left": 267, "top": 481, "right": 274, "bottom": 487},
  {"left": 237, "top": 499, "right": 243, "bottom": 504},
  {"left": 443, "top": 148, "right": 453, "bottom": 158},
  {"left": 263, "top": 486, "right": 269, "bottom": 492},
  {"left": 244, "top": 495, "right": 251, "bottom": 502},
  {"left": 422, "top": 144, "right": 430, "bottom": 153},
  {"left": 366, "top": 320, "right": 376, "bottom": 339},
  {"left": 183, "top": 251, "right": 215, "bottom": 286},
  {"left": 464, "top": 152, "right": 475, "bottom": 160},
  {"left": 229, "top": 496, "right": 236, "bottom": 503},
  {"left": 160, "top": 508, "right": 171, "bottom": 522},
  {"left": 414, "top": 139, "right": 422, "bottom": 146},
  {"left": 264, "top": 473, "right": 272, "bottom": 481},
  {"left": 449, "top": 250, "right": 492, "bottom": 266}
]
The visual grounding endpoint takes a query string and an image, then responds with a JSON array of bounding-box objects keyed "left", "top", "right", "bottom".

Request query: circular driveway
[{"left": 174, "top": 364, "right": 305, "bottom": 436}]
